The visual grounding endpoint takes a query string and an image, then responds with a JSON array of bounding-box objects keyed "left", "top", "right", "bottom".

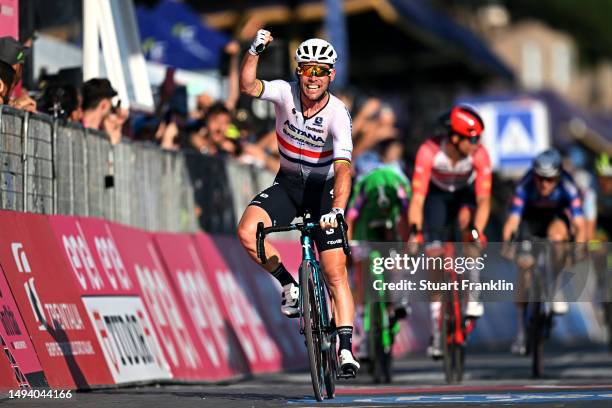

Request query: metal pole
[
  {"left": 51, "top": 119, "right": 58, "bottom": 214},
  {"left": 21, "top": 112, "right": 29, "bottom": 212},
  {"left": 83, "top": 128, "right": 90, "bottom": 216},
  {"left": 83, "top": 0, "right": 100, "bottom": 81}
]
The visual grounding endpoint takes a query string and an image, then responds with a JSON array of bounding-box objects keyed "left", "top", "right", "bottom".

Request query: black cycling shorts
[
  {"left": 248, "top": 171, "right": 344, "bottom": 252},
  {"left": 519, "top": 208, "right": 572, "bottom": 239},
  {"left": 423, "top": 183, "right": 476, "bottom": 242}
]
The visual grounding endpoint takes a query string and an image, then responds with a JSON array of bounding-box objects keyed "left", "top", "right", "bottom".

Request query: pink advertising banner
[
  {"left": 0, "top": 0, "right": 18, "bottom": 38},
  {"left": 193, "top": 233, "right": 283, "bottom": 374},
  {"left": 153, "top": 232, "right": 246, "bottom": 379},
  {"left": 47, "top": 215, "right": 171, "bottom": 385}
]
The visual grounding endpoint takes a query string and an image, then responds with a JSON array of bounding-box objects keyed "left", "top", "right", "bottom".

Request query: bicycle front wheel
[{"left": 301, "top": 260, "right": 325, "bottom": 401}]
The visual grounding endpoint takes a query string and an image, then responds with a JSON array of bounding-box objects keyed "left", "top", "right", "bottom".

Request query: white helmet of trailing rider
[{"left": 295, "top": 38, "right": 337, "bottom": 65}]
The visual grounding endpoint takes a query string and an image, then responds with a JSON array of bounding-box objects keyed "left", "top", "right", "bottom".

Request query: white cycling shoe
[
  {"left": 426, "top": 336, "right": 442, "bottom": 359},
  {"left": 465, "top": 301, "right": 484, "bottom": 318},
  {"left": 426, "top": 344, "right": 442, "bottom": 359},
  {"left": 339, "top": 349, "right": 360, "bottom": 374},
  {"left": 281, "top": 283, "right": 299, "bottom": 318},
  {"left": 511, "top": 333, "right": 526, "bottom": 355},
  {"left": 552, "top": 302, "right": 568, "bottom": 315}
]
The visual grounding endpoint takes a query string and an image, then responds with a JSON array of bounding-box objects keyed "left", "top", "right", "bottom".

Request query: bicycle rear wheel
[
  {"left": 442, "top": 290, "right": 465, "bottom": 383},
  {"left": 301, "top": 260, "right": 325, "bottom": 401},
  {"left": 529, "top": 302, "right": 544, "bottom": 378}
]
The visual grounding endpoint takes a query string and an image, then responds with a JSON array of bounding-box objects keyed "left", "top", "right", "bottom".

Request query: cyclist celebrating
[
  {"left": 502, "top": 149, "right": 585, "bottom": 354},
  {"left": 407, "top": 105, "right": 492, "bottom": 358},
  {"left": 237, "top": 30, "right": 359, "bottom": 374}
]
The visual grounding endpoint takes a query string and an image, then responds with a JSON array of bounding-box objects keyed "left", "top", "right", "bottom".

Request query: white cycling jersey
[{"left": 258, "top": 79, "right": 353, "bottom": 181}]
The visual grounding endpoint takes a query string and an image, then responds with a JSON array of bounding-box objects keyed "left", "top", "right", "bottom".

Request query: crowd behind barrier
[{"left": 0, "top": 105, "right": 285, "bottom": 234}]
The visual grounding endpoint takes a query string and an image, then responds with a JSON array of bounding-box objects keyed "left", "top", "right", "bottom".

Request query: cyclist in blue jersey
[
  {"left": 502, "top": 149, "right": 585, "bottom": 354},
  {"left": 237, "top": 29, "right": 359, "bottom": 374}
]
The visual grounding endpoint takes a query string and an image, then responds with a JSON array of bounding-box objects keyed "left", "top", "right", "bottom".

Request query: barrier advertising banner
[
  {"left": 193, "top": 233, "right": 282, "bottom": 374},
  {"left": 212, "top": 236, "right": 307, "bottom": 369},
  {"left": 108, "top": 226, "right": 212, "bottom": 381},
  {"left": 153, "top": 232, "right": 245, "bottom": 379},
  {"left": 0, "top": 211, "right": 113, "bottom": 388},
  {"left": 0, "top": 263, "right": 46, "bottom": 387},
  {"left": 0, "top": 344, "right": 20, "bottom": 389},
  {"left": 48, "top": 215, "right": 171, "bottom": 384}
]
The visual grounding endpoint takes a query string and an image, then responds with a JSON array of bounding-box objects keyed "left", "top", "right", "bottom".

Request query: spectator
[
  {"left": 0, "top": 36, "right": 36, "bottom": 112},
  {"left": 0, "top": 60, "right": 15, "bottom": 105},
  {"left": 188, "top": 102, "right": 234, "bottom": 156},
  {"left": 38, "top": 84, "right": 82, "bottom": 121},
  {"left": 81, "top": 78, "right": 129, "bottom": 145}
]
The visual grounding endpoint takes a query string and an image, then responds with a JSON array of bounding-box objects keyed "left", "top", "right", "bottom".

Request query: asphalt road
[{"left": 3, "top": 346, "right": 612, "bottom": 407}]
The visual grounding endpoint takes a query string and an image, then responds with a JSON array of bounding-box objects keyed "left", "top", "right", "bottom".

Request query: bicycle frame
[
  {"left": 298, "top": 232, "right": 333, "bottom": 340},
  {"left": 256, "top": 214, "right": 351, "bottom": 401}
]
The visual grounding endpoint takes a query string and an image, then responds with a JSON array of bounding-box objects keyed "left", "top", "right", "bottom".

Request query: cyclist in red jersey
[{"left": 407, "top": 105, "right": 492, "bottom": 358}]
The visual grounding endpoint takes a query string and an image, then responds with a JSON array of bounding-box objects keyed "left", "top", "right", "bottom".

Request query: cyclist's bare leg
[
  {"left": 320, "top": 248, "right": 354, "bottom": 327},
  {"left": 237, "top": 205, "right": 283, "bottom": 273},
  {"left": 548, "top": 219, "right": 570, "bottom": 269},
  {"left": 426, "top": 246, "right": 444, "bottom": 355}
]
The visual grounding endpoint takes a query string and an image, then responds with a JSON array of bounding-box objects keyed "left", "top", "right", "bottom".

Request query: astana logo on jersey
[{"left": 282, "top": 120, "right": 325, "bottom": 148}]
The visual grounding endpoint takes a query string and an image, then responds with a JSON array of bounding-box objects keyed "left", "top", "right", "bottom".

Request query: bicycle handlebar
[{"left": 256, "top": 214, "right": 351, "bottom": 264}]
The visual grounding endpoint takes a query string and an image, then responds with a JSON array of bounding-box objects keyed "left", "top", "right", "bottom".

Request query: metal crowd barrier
[{"left": 0, "top": 106, "right": 277, "bottom": 234}]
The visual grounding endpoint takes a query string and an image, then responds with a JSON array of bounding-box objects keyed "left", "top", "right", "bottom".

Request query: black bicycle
[
  {"left": 514, "top": 237, "right": 558, "bottom": 378},
  {"left": 256, "top": 214, "right": 353, "bottom": 401}
]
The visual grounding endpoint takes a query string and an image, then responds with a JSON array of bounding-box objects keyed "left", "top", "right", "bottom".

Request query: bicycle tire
[
  {"left": 368, "top": 302, "right": 386, "bottom": 383},
  {"left": 604, "top": 302, "right": 612, "bottom": 352},
  {"left": 442, "top": 293, "right": 455, "bottom": 384},
  {"left": 530, "top": 302, "right": 544, "bottom": 378},
  {"left": 323, "top": 332, "right": 336, "bottom": 398},
  {"left": 301, "top": 260, "right": 325, "bottom": 401}
]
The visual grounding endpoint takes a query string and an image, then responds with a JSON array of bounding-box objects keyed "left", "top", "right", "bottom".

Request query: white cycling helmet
[{"left": 295, "top": 38, "right": 337, "bottom": 65}]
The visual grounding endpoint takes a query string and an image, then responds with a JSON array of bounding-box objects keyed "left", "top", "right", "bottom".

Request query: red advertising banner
[
  {"left": 0, "top": 263, "right": 46, "bottom": 387},
  {"left": 0, "top": 211, "right": 113, "bottom": 388},
  {"left": 212, "top": 236, "right": 307, "bottom": 369},
  {"left": 0, "top": 342, "right": 20, "bottom": 390},
  {"left": 47, "top": 215, "right": 171, "bottom": 384},
  {"left": 0, "top": 0, "right": 18, "bottom": 38},
  {"left": 193, "top": 233, "right": 283, "bottom": 374},
  {"left": 107, "top": 226, "right": 212, "bottom": 381},
  {"left": 153, "top": 232, "right": 245, "bottom": 379}
]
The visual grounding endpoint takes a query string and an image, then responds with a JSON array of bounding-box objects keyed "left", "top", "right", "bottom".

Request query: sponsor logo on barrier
[
  {"left": 1, "top": 304, "right": 20, "bottom": 336},
  {"left": 135, "top": 260, "right": 200, "bottom": 370},
  {"left": 83, "top": 297, "right": 171, "bottom": 383},
  {"left": 62, "top": 234, "right": 104, "bottom": 291},
  {"left": 176, "top": 269, "right": 225, "bottom": 367},
  {"left": 12, "top": 245, "right": 47, "bottom": 332},
  {"left": 94, "top": 232, "right": 132, "bottom": 292},
  {"left": 11, "top": 243, "right": 30, "bottom": 273},
  {"left": 215, "top": 269, "right": 278, "bottom": 364}
]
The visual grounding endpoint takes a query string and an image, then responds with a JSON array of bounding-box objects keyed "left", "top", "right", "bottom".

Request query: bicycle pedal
[{"left": 338, "top": 368, "right": 356, "bottom": 379}]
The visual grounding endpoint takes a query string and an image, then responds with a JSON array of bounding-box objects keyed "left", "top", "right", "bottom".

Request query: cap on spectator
[{"left": 0, "top": 36, "right": 31, "bottom": 65}]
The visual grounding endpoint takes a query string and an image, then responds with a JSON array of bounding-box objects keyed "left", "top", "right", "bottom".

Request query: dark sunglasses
[
  {"left": 535, "top": 175, "right": 559, "bottom": 183},
  {"left": 296, "top": 65, "right": 332, "bottom": 77},
  {"left": 458, "top": 135, "right": 480, "bottom": 145}
]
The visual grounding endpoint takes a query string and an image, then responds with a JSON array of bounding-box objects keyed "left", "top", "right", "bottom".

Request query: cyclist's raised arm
[
  {"left": 330, "top": 105, "right": 354, "bottom": 211},
  {"left": 239, "top": 29, "right": 273, "bottom": 97},
  {"left": 473, "top": 146, "right": 493, "bottom": 234},
  {"left": 408, "top": 143, "right": 433, "bottom": 231}
]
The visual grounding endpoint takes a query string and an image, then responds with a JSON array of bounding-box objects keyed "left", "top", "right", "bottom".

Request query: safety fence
[{"left": 0, "top": 106, "right": 280, "bottom": 234}]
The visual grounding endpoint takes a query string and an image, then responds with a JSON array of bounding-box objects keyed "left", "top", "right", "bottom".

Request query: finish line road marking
[{"left": 288, "top": 391, "right": 612, "bottom": 404}]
